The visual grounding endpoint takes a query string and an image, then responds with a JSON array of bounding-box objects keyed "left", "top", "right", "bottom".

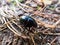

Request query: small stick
[
  {"left": 12, "top": 20, "right": 23, "bottom": 31},
  {"left": 35, "top": 18, "right": 55, "bottom": 28},
  {"left": 30, "top": 34, "right": 36, "bottom": 45},
  {"left": 5, "top": 18, "right": 29, "bottom": 39},
  {"left": 15, "top": 0, "right": 30, "bottom": 12},
  {"left": 43, "top": 32, "right": 60, "bottom": 35},
  {"left": 6, "top": 21, "right": 29, "bottom": 39},
  {"left": 42, "top": 28, "right": 50, "bottom": 33},
  {"left": 50, "top": 37, "right": 57, "bottom": 44},
  {"left": 0, "top": 27, "right": 7, "bottom": 31},
  {"left": 7, "top": 19, "right": 22, "bottom": 35},
  {"left": 53, "top": 19, "right": 60, "bottom": 26}
]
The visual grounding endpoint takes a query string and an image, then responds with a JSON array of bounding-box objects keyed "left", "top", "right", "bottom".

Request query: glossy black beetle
[{"left": 20, "top": 15, "right": 37, "bottom": 30}]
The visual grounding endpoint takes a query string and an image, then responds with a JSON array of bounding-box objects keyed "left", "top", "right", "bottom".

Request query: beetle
[{"left": 20, "top": 15, "right": 37, "bottom": 30}]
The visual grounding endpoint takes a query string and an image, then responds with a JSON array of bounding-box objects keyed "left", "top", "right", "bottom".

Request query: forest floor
[{"left": 0, "top": 0, "right": 60, "bottom": 45}]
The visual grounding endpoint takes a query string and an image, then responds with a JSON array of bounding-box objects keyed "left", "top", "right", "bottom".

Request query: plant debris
[{"left": 0, "top": 0, "right": 60, "bottom": 45}]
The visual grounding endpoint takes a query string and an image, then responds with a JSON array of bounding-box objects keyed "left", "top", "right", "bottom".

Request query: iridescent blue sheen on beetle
[{"left": 20, "top": 16, "right": 37, "bottom": 28}]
